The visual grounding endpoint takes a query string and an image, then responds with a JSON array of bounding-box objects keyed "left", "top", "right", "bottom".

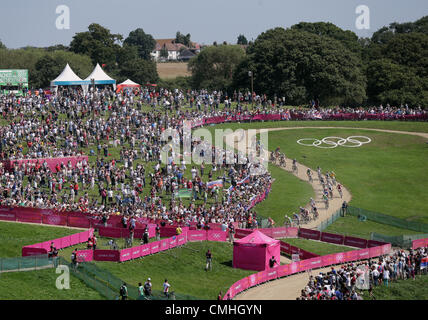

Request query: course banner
[
  {"left": 177, "top": 234, "right": 187, "bottom": 246},
  {"left": 412, "top": 238, "right": 428, "bottom": 249},
  {"left": 140, "top": 244, "right": 151, "bottom": 257},
  {"left": 150, "top": 241, "right": 160, "bottom": 255},
  {"left": 42, "top": 214, "right": 67, "bottom": 226},
  {"left": 94, "top": 250, "right": 120, "bottom": 261},
  {"left": 0, "top": 210, "right": 16, "bottom": 221},
  {"left": 187, "top": 230, "right": 207, "bottom": 242},
  {"left": 321, "top": 232, "right": 344, "bottom": 245},
  {"left": 76, "top": 250, "right": 94, "bottom": 262},
  {"left": 344, "top": 236, "right": 368, "bottom": 248},
  {"left": 299, "top": 228, "right": 321, "bottom": 241},
  {"left": 207, "top": 230, "right": 227, "bottom": 242},
  {"left": 119, "top": 248, "right": 133, "bottom": 262},
  {"left": 265, "top": 268, "right": 278, "bottom": 281},
  {"left": 277, "top": 264, "right": 290, "bottom": 278}
]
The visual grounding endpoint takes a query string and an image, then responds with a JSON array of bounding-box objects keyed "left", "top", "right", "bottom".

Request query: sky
[{"left": 0, "top": 0, "right": 427, "bottom": 48}]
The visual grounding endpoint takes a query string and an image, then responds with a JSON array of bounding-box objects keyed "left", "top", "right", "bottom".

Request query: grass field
[
  {"left": 0, "top": 268, "right": 105, "bottom": 300},
  {"left": 157, "top": 62, "right": 190, "bottom": 79},
  {"left": 253, "top": 163, "right": 314, "bottom": 223},
  {"left": 264, "top": 128, "right": 428, "bottom": 223},
  {"left": 324, "top": 215, "right": 421, "bottom": 239},
  {"left": 0, "top": 221, "right": 83, "bottom": 258},
  {"left": 211, "top": 120, "right": 428, "bottom": 133},
  {"left": 94, "top": 241, "right": 254, "bottom": 300}
]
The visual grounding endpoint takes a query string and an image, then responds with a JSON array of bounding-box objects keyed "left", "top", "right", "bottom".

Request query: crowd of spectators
[{"left": 297, "top": 246, "right": 428, "bottom": 300}]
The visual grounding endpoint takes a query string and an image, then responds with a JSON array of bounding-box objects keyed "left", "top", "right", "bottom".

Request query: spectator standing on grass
[
  {"left": 205, "top": 249, "right": 213, "bottom": 271},
  {"left": 71, "top": 249, "right": 78, "bottom": 270},
  {"left": 217, "top": 291, "right": 223, "bottom": 300},
  {"left": 92, "top": 234, "right": 97, "bottom": 250},
  {"left": 156, "top": 224, "right": 161, "bottom": 241},
  {"left": 144, "top": 278, "right": 152, "bottom": 297},
  {"left": 120, "top": 282, "right": 128, "bottom": 300},
  {"left": 143, "top": 228, "right": 149, "bottom": 244},
  {"left": 138, "top": 282, "right": 145, "bottom": 300},
  {"left": 228, "top": 222, "right": 235, "bottom": 244},
  {"left": 163, "top": 279, "right": 171, "bottom": 298},
  {"left": 383, "top": 267, "right": 390, "bottom": 287},
  {"left": 341, "top": 201, "right": 348, "bottom": 217}
]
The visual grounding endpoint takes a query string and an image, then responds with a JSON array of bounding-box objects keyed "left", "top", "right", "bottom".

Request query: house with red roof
[{"left": 151, "top": 38, "right": 201, "bottom": 62}]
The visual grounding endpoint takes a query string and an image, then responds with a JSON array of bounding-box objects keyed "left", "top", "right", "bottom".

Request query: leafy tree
[
  {"left": 33, "top": 55, "right": 62, "bottom": 89},
  {"left": 380, "top": 32, "right": 428, "bottom": 78},
  {"left": 237, "top": 34, "right": 248, "bottom": 45},
  {"left": 158, "top": 76, "right": 192, "bottom": 90},
  {"left": 175, "top": 32, "right": 191, "bottom": 47},
  {"left": 290, "top": 22, "right": 361, "bottom": 54},
  {"left": 371, "top": 15, "right": 428, "bottom": 44},
  {"left": 0, "top": 39, "right": 6, "bottom": 49},
  {"left": 123, "top": 28, "right": 156, "bottom": 60},
  {"left": 233, "top": 27, "right": 366, "bottom": 106},
  {"left": 160, "top": 45, "right": 169, "bottom": 59},
  {"left": 188, "top": 45, "right": 245, "bottom": 90},
  {"left": 117, "top": 45, "right": 139, "bottom": 66},
  {"left": 69, "top": 23, "right": 123, "bottom": 69},
  {"left": 366, "top": 59, "right": 428, "bottom": 106},
  {"left": 0, "top": 47, "right": 92, "bottom": 88},
  {"left": 118, "top": 58, "right": 158, "bottom": 85},
  {"left": 45, "top": 44, "right": 69, "bottom": 52}
]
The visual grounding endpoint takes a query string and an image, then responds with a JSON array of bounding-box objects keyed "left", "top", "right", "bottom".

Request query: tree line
[{"left": 0, "top": 16, "right": 427, "bottom": 107}]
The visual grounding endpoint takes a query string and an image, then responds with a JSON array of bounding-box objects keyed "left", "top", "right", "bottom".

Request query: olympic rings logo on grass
[{"left": 297, "top": 136, "right": 372, "bottom": 149}]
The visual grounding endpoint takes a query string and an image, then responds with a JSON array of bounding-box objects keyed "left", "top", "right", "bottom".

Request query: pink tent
[{"left": 233, "top": 230, "right": 280, "bottom": 271}]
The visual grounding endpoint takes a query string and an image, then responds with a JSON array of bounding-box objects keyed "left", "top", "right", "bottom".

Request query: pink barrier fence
[
  {"left": 320, "top": 232, "right": 344, "bottom": 245},
  {"left": 150, "top": 241, "right": 160, "bottom": 255},
  {"left": 279, "top": 240, "right": 319, "bottom": 259},
  {"left": 3, "top": 156, "right": 89, "bottom": 172},
  {"left": 187, "top": 230, "right": 208, "bottom": 242},
  {"left": 223, "top": 233, "right": 391, "bottom": 300},
  {"left": 42, "top": 215, "right": 68, "bottom": 226},
  {"left": 298, "top": 228, "right": 321, "bottom": 241},
  {"left": 94, "top": 250, "right": 120, "bottom": 261},
  {"left": 207, "top": 230, "right": 227, "bottom": 242},
  {"left": 0, "top": 206, "right": 159, "bottom": 231},
  {"left": 235, "top": 229, "right": 253, "bottom": 239},
  {"left": 22, "top": 229, "right": 94, "bottom": 256},
  {"left": 412, "top": 238, "right": 428, "bottom": 249},
  {"left": 344, "top": 236, "right": 368, "bottom": 248},
  {"left": 76, "top": 250, "right": 94, "bottom": 262},
  {"left": 0, "top": 209, "right": 16, "bottom": 221}
]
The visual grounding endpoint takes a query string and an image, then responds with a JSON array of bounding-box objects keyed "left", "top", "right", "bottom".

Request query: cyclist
[
  {"left": 323, "top": 193, "right": 329, "bottom": 209},
  {"left": 337, "top": 183, "right": 343, "bottom": 198},
  {"left": 306, "top": 168, "right": 313, "bottom": 182},
  {"left": 292, "top": 159, "right": 298, "bottom": 173}
]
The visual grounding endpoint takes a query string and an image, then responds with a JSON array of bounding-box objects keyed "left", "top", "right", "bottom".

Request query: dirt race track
[{"left": 225, "top": 126, "right": 428, "bottom": 300}]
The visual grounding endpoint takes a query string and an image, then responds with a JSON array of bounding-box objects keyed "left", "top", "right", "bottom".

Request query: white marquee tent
[
  {"left": 84, "top": 63, "right": 116, "bottom": 90},
  {"left": 50, "top": 63, "right": 89, "bottom": 89}
]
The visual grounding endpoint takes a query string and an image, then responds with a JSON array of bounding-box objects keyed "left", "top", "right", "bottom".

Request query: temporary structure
[
  {"left": 84, "top": 63, "right": 116, "bottom": 90},
  {"left": 233, "top": 230, "right": 280, "bottom": 271},
  {"left": 116, "top": 79, "right": 140, "bottom": 92},
  {"left": 50, "top": 64, "right": 89, "bottom": 90}
]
